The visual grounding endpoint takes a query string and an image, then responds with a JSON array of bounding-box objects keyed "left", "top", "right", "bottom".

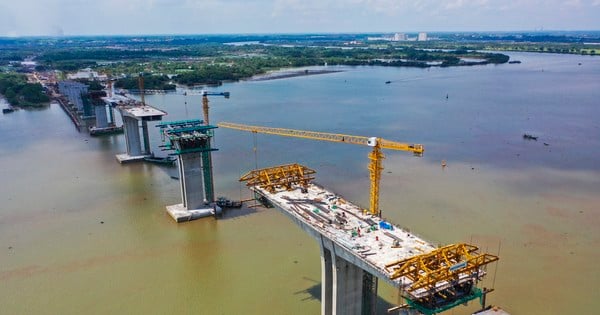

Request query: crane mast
[
  {"left": 217, "top": 122, "right": 424, "bottom": 216},
  {"left": 138, "top": 73, "right": 145, "bottom": 105},
  {"left": 201, "top": 91, "right": 229, "bottom": 125}
]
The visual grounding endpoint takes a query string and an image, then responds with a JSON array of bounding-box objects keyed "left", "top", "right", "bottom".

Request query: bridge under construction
[
  {"left": 217, "top": 121, "right": 502, "bottom": 315},
  {"left": 238, "top": 164, "right": 498, "bottom": 315}
]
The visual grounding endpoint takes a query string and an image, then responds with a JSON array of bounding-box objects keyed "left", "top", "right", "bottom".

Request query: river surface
[{"left": 1, "top": 52, "right": 599, "bottom": 314}]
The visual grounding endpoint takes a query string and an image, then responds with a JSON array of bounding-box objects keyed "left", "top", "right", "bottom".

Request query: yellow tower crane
[
  {"left": 217, "top": 122, "right": 424, "bottom": 216},
  {"left": 201, "top": 91, "right": 229, "bottom": 125}
]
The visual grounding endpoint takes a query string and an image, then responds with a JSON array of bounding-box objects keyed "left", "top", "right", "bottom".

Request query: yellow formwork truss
[
  {"left": 239, "top": 163, "right": 316, "bottom": 193},
  {"left": 385, "top": 243, "right": 499, "bottom": 293}
]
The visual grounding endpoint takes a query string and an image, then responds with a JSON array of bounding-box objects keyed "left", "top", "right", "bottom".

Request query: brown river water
[{"left": 1, "top": 51, "right": 599, "bottom": 314}]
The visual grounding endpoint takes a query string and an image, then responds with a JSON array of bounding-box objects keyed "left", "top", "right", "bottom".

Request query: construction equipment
[
  {"left": 385, "top": 243, "right": 499, "bottom": 314},
  {"left": 239, "top": 163, "right": 316, "bottom": 193},
  {"left": 138, "top": 73, "right": 145, "bottom": 105},
  {"left": 201, "top": 91, "right": 229, "bottom": 125},
  {"left": 180, "top": 90, "right": 229, "bottom": 125},
  {"left": 217, "top": 122, "right": 424, "bottom": 216}
]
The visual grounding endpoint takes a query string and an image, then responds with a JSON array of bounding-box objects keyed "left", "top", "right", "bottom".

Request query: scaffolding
[
  {"left": 239, "top": 164, "right": 316, "bottom": 194},
  {"left": 385, "top": 243, "right": 499, "bottom": 313}
]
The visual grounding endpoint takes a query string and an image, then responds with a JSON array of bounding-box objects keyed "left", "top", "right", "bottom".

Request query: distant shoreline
[{"left": 247, "top": 69, "right": 343, "bottom": 81}]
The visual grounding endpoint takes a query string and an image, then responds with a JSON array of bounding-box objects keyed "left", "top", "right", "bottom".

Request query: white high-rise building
[
  {"left": 418, "top": 32, "right": 428, "bottom": 41},
  {"left": 393, "top": 33, "right": 407, "bottom": 41}
]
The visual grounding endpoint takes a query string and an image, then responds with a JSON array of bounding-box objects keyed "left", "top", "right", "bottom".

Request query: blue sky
[{"left": 1, "top": 0, "right": 600, "bottom": 36}]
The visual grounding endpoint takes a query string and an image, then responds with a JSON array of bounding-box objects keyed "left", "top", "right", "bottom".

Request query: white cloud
[{"left": 1, "top": 0, "right": 599, "bottom": 36}]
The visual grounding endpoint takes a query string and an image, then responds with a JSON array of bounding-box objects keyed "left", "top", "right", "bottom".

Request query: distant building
[
  {"left": 58, "top": 81, "right": 88, "bottom": 112},
  {"left": 20, "top": 61, "right": 37, "bottom": 69},
  {"left": 418, "top": 32, "right": 428, "bottom": 41},
  {"left": 393, "top": 33, "right": 407, "bottom": 41},
  {"left": 67, "top": 68, "right": 107, "bottom": 81}
]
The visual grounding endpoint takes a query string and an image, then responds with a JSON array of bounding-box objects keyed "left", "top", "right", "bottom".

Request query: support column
[
  {"left": 321, "top": 245, "right": 333, "bottom": 315},
  {"left": 108, "top": 104, "right": 115, "bottom": 125},
  {"left": 332, "top": 254, "right": 364, "bottom": 315},
  {"left": 178, "top": 152, "right": 206, "bottom": 210},
  {"left": 123, "top": 116, "right": 142, "bottom": 156},
  {"left": 362, "top": 272, "right": 377, "bottom": 315},
  {"left": 158, "top": 119, "right": 217, "bottom": 222},
  {"left": 201, "top": 148, "right": 214, "bottom": 203},
  {"left": 141, "top": 120, "right": 150, "bottom": 155},
  {"left": 95, "top": 104, "right": 108, "bottom": 128}
]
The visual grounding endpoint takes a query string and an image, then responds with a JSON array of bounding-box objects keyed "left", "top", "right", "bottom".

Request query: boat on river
[
  {"left": 216, "top": 196, "right": 242, "bottom": 208},
  {"left": 523, "top": 133, "right": 538, "bottom": 140}
]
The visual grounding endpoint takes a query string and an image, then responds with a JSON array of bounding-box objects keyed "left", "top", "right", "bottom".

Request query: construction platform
[
  {"left": 252, "top": 182, "right": 437, "bottom": 290},
  {"left": 166, "top": 204, "right": 221, "bottom": 222}
]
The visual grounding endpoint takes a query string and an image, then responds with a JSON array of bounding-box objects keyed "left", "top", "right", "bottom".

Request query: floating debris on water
[{"left": 523, "top": 133, "right": 538, "bottom": 141}]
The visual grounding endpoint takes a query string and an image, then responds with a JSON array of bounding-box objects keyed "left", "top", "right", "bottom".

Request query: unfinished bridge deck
[{"left": 252, "top": 183, "right": 445, "bottom": 298}]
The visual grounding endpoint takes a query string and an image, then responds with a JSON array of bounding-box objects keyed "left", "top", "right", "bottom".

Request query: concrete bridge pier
[
  {"left": 157, "top": 120, "right": 220, "bottom": 222},
  {"left": 94, "top": 103, "right": 109, "bottom": 128},
  {"left": 123, "top": 116, "right": 143, "bottom": 157},
  {"left": 115, "top": 105, "right": 165, "bottom": 163},
  {"left": 320, "top": 242, "right": 376, "bottom": 315},
  {"left": 177, "top": 152, "right": 206, "bottom": 210}
]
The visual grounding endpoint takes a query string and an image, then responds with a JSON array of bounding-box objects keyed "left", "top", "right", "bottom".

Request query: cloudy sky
[{"left": 1, "top": 0, "right": 599, "bottom": 37}]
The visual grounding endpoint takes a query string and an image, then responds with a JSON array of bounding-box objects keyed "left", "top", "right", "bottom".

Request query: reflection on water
[{"left": 1, "top": 52, "right": 599, "bottom": 314}]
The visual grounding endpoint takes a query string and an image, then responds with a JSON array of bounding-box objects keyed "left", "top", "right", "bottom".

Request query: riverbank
[{"left": 247, "top": 69, "right": 343, "bottom": 81}]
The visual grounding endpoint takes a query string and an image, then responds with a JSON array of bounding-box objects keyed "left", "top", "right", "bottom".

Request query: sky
[{"left": 1, "top": 0, "right": 600, "bottom": 37}]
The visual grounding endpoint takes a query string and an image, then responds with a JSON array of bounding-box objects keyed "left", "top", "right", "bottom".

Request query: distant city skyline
[{"left": 1, "top": 0, "right": 600, "bottom": 37}]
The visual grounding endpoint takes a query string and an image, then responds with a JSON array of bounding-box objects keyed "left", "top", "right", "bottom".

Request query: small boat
[
  {"left": 523, "top": 133, "right": 538, "bottom": 141},
  {"left": 216, "top": 197, "right": 242, "bottom": 208},
  {"left": 2, "top": 108, "right": 14, "bottom": 114},
  {"left": 385, "top": 81, "right": 391, "bottom": 84},
  {"left": 508, "top": 60, "right": 522, "bottom": 64}
]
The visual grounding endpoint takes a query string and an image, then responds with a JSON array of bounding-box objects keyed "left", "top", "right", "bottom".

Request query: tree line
[{"left": 0, "top": 73, "right": 49, "bottom": 107}]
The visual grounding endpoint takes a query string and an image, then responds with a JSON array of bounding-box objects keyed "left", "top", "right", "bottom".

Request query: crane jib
[{"left": 218, "top": 122, "right": 423, "bottom": 154}]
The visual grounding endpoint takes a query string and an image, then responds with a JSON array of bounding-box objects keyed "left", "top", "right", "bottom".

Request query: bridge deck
[{"left": 254, "top": 183, "right": 442, "bottom": 297}]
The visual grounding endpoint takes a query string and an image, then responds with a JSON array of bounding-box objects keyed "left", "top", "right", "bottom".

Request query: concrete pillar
[
  {"left": 123, "top": 116, "right": 142, "bottom": 156},
  {"left": 332, "top": 254, "right": 364, "bottom": 315},
  {"left": 95, "top": 105, "right": 108, "bottom": 128},
  {"left": 178, "top": 152, "right": 205, "bottom": 210},
  {"left": 108, "top": 106, "right": 115, "bottom": 125},
  {"left": 141, "top": 120, "right": 150, "bottom": 155},
  {"left": 321, "top": 246, "right": 333, "bottom": 315}
]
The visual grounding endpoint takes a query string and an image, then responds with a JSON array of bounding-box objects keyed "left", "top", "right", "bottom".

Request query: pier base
[
  {"left": 166, "top": 204, "right": 222, "bottom": 222},
  {"left": 115, "top": 153, "right": 149, "bottom": 164}
]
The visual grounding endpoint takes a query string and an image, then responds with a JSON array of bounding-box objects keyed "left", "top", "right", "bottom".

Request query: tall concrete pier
[
  {"left": 157, "top": 119, "right": 221, "bottom": 222},
  {"left": 115, "top": 102, "right": 166, "bottom": 163},
  {"left": 88, "top": 97, "right": 123, "bottom": 136},
  {"left": 320, "top": 243, "right": 378, "bottom": 315},
  {"left": 94, "top": 102, "right": 109, "bottom": 128}
]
